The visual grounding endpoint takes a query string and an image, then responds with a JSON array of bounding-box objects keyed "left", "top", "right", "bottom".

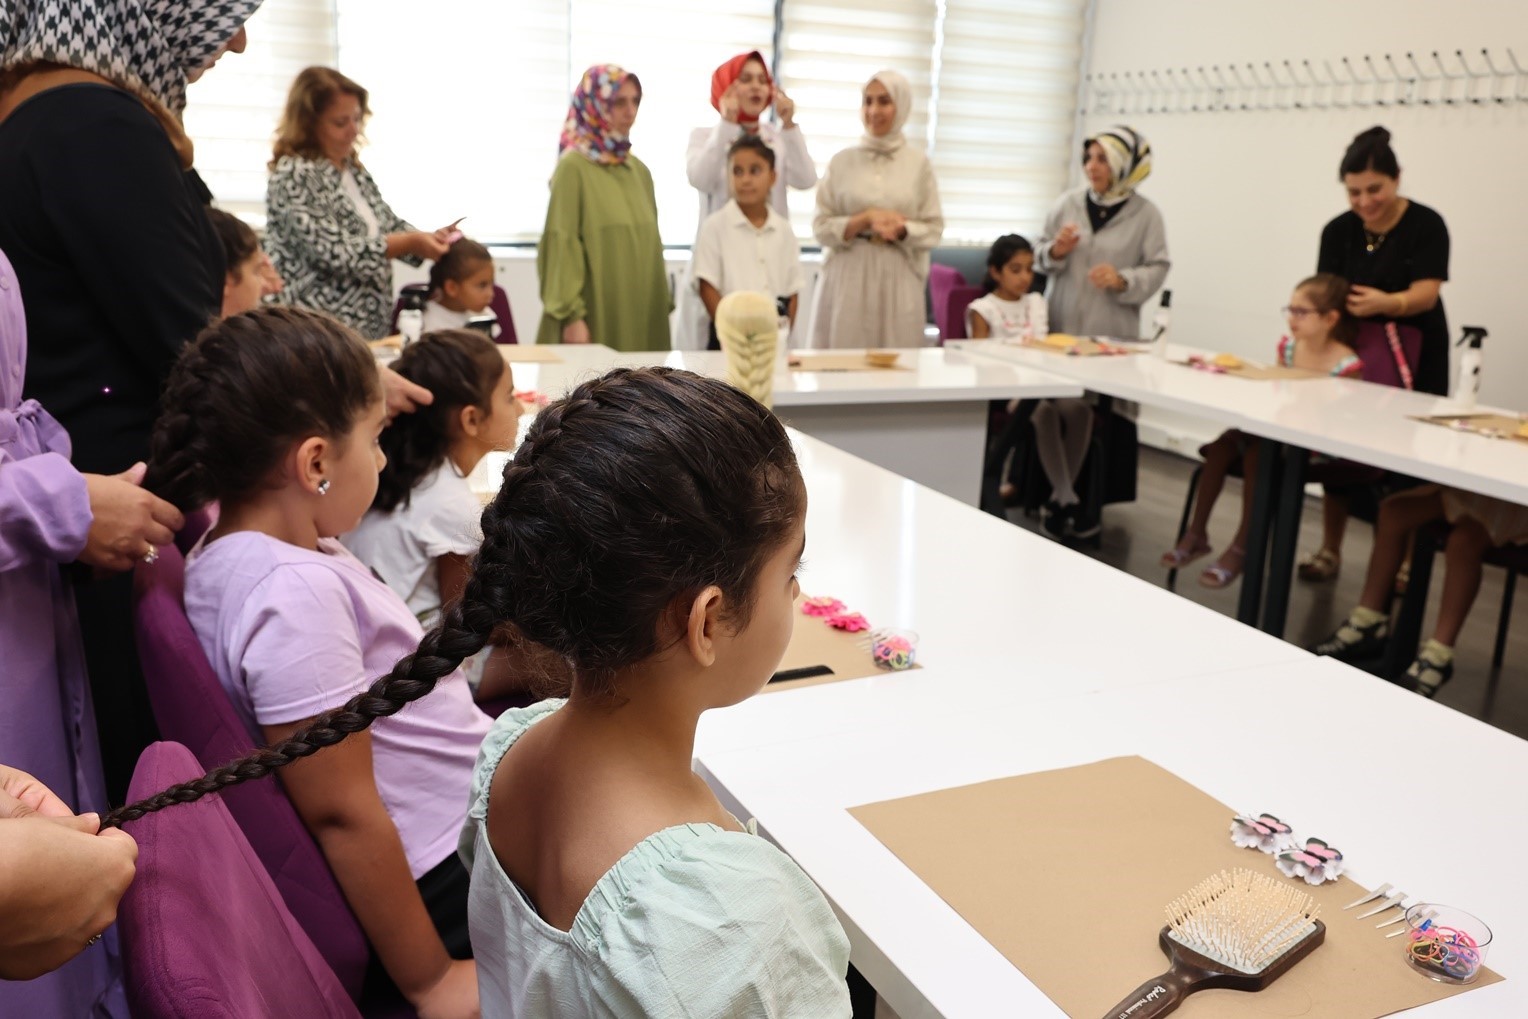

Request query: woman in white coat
[
  {"left": 811, "top": 70, "right": 943, "bottom": 349},
  {"left": 677, "top": 51, "right": 816, "bottom": 350}
]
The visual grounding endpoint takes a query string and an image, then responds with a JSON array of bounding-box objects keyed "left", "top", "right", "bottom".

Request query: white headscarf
[
  {"left": 1085, "top": 125, "right": 1152, "bottom": 207},
  {"left": 859, "top": 68, "right": 911, "bottom": 156}
]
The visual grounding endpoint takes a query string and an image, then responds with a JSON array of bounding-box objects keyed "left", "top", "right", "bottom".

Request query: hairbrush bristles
[{"left": 1166, "top": 869, "right": 1320, "bottom": 974}]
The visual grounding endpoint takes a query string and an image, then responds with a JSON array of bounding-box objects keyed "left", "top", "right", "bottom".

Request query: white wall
[{"left": 1083, "top": 0, "right": 1528, "bottom": 419}]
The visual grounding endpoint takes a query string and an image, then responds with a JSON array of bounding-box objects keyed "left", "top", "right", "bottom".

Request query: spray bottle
[
  {"left": 1150, "top": 289, "right": 1172, "bottom": 358},
  {"left": 1452, "top": 326, "right": 1487, "bottom": 410},
  {"left": 397, "top": 285, "right": 428, "bottom": 348}
]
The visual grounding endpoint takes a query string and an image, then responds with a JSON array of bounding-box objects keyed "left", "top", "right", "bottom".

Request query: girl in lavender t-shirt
[{"left": 138, "top": 307, "right": 487, "bottom": 1016}]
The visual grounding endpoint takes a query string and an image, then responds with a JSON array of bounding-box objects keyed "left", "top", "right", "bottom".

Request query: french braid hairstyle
[
  {"left": 104, "top": 366, "right": 802, "bottom": 827},
  {"left": 426, "top": 237, "right": 493, "bottom": 295},
  {"left": 372, "top": 329, "right": 505, "bottom": 512},
  {"left": 143, "top": 306, "right": 382, "bottom": 511}
]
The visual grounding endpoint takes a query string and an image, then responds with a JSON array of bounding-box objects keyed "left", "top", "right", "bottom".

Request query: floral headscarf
[
  {"left": 710, "top": 50, "right": 772, "bottom": 127},
  {"left": 559, "top": 64, "right": 641, "bottom": 165},
  {"left": 1086, "top": 125, "right": 1153, "bottom": 205},
  {"left": 1, "top": 0, "right": 262, "bottom": 117}
]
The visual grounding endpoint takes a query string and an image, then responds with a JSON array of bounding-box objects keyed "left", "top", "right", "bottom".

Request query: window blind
[{"left": 182, "top": 0, "right": 339, "bottom": 223}]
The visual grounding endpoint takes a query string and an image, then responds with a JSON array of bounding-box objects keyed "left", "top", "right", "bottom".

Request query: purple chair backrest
[
  {"left": 119, "top": 741, "right": 362, "bottom": 1019},
  {"left": 942, "top": 285, "right": 985, "bottom": 343},
  {"left": 1351, "top": 320, "right": 1423, "bottom": 390},
  {"left": 488, "top": 285, "right": 518, "bottom": 345},
  {"left": 131, "top": 546, "right": 368, "bottom": 999},
  {"left": 928, "top": 263, "right": 963, "bottom": 340}
]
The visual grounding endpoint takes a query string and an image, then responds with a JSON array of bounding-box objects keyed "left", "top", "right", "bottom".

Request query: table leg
[
  {"left": 1260, "top": 444, "right": 1309, "bottom": 638},
  {"left": 1237, "top": 438, "right": 1284, "bottom": 626}
]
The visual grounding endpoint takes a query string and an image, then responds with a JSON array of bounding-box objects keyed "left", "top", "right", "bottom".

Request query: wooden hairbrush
[{"left": 1101, "top": 868, "right": 1326, "bottom": 1019}]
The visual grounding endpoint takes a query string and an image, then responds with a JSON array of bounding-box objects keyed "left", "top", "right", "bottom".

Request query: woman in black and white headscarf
[{"left": 0, "top": 15, "right": 260, "bottom": 1015}]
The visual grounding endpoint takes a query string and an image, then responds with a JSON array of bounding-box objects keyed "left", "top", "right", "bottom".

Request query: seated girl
[
  {"left": 146, "top": 307, "right": 485, "bottom": 1017},
  {"left": 115, "top": 365, "right": 851, "bottom": 1016},
  {"left": 1161, "top": 274, "right": 1362, "bottom": 588},
  {"left": 423, "top": 238, "right": 498, "bottom": 336},
  {"left": 965, "top": 233, "right": 1047, "bottom": 341},
  {"left": 343, "top": 329, "right": 521, "bottom": 695},
  {"left": 1313, "top": 486, "right": 1528, "bottom": 696}
]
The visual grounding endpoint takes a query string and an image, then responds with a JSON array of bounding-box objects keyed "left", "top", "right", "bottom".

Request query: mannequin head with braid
[{"left": 106, "top": 365, "right": 804, "bottom": 827}]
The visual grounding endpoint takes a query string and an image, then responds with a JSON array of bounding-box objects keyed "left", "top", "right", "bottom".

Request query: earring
[{"left": 317, "top": 479, "right": 331, "bottom": 495}]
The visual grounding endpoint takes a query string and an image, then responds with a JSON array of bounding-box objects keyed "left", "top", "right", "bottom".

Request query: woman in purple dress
[{"left": 0, "top": 248, "right": 180, "bottom": 1014}]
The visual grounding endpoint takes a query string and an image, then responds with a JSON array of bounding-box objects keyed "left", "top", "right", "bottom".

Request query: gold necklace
[{"left": 1363, "top": 229, "right": 1386, "bottom": 254}]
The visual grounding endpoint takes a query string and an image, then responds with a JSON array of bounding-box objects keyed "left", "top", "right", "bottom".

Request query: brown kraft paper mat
[
  {"left": 1413, "top": 412, "right": 1528, "bottom": 445},
  {"left": 1171, "top": 358, "right": 1325, "bottom": 381},
  {"left": 787, "top": 352, "right": 910, "bottom": 372},
  {"left": 1021, "top": 337, "right": 1142, "bottom": 357},
  {"left": 767, "top": 601, "right": 921, "bottom": 692},
  {"left": 500, "top": 345, "right": 565, "bottom": 363},
  {"left": 849, "top": 756, "right": 1499, "bottom": 1018}
]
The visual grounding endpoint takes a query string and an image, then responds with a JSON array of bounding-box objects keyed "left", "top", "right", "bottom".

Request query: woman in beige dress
[{"left": 811, "top": 70, "right": 943, "bottom": 349}]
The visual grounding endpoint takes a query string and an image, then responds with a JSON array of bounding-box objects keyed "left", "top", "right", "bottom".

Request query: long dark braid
[{"left": 105, "top": 366, "right": 802, "bottom": 827}]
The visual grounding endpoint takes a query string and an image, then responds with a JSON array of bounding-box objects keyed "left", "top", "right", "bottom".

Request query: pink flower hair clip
[
  {"left": 1230, "top": 812, "right": 1298, "bottom": 854},
  {"left": 800, "top": 596, "right": 846, "bottom": 618},
  {"left": 1277, "top": 838, "right": 1345, "bottom": 886},
  {"left": 824, "top": 611, "right": 870, "bottom": 633}
]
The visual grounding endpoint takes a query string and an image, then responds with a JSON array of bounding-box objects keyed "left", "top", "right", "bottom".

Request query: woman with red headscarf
[{"left": 676, "top": 51, "right": 816, "bottom": 350}]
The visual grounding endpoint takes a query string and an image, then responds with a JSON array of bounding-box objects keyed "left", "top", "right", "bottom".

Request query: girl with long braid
[
  {"left": 110, "top": 362, "right": 852, "bottom": 1015},
  {"left": 135, "top": 306, "right": 484, "bottom": 1018}
]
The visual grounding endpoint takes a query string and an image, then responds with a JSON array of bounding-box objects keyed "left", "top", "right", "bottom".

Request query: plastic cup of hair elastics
[
  {"left": 870, "top": 629, "right": 919, "bottom": 671},
  {"left": 1404, "top": 904, "right": 1491, "bottom": 984}
]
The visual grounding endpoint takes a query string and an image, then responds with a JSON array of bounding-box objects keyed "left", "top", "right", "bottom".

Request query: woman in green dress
[{"left": 537, "top": 65, "right": 671, "bottom": 351}]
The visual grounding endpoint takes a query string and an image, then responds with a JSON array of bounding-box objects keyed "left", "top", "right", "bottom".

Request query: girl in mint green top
[
  {"left": 537, "top": 65, "right": 672, "bottom": 352},
  {"left": 450, "top": 367, "right": 849, "bottom": 1015}
]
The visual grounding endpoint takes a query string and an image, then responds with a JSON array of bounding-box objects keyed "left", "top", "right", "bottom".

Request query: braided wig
[
  {"left": 106, "top": 367, "right": 802, "bottom": 827},
  {"left": 372, "top": 329, "right": 505, "bottom": 513}
]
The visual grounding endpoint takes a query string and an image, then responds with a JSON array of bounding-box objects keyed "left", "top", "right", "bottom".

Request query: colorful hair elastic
[
  {"left": 1408, "top": 921, "right": 1482, "bottom": 982},
  {"left": 870, "top": 631, "right": 916, "bottom": 670}
]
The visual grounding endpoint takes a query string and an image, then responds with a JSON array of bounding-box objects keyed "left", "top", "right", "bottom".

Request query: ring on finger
[{"left": 142, "top": 545, "right": 159, "bottom": 566}]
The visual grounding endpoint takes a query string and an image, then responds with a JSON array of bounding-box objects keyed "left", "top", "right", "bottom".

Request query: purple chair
[
  {"left": 131, "top": 544, "right": 369, "bottom": 999},
  {"left": 118, "top": 741, "right": 362, "bottom": 1019}
]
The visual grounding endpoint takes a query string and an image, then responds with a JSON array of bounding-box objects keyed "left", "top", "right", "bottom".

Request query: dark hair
[
  {"left": 373, "top": 330, "right": 505, "bottom": 513},
  {"left": 206, "top": 208, "right": 260, "bottom": 280},
  {"left": 1339, "top": 126, "right": 1399, "bottom": 180},
  {"left": 426, "top": 238, "right": 494, "bottom": 295},
  {"left": 982, "top": 234, "right": 1034, "bottom": 294},
  {"left": 1294, "top": 273, "right": 1358, "bottom": 345},
  {"left": 143, "top": 306, "right": 383, "bottom": 512},
  {"left": 104, "top": 367, "right": 803, "bottom": 828},
  {"left": 727, "top": 133, "right": 776, "bottom": 171}
]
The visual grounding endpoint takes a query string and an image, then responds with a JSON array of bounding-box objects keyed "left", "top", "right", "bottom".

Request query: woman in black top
[
  {"left": 1302, "top": 126, "right": 1450, "bottom": 583},
  {"left": 0, "top": 1, "right": 262, "bottom": 805}
]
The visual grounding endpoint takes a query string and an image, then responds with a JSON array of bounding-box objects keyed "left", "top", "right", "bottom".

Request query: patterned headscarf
[
  {"left": 559, "top": 64, "right": 641, "bottom": 165},
  {"left": 1, "top": 0, "right": 262, "bottom": 117},
  {"left": 710, "top": 50, "right": 772, "bottom": 128},
  {"left": 860, "top": 69, "right": 911, "bottom": 156},
  {"left": 1086, "top": 125, "right": 1152, "bottom": 204}
]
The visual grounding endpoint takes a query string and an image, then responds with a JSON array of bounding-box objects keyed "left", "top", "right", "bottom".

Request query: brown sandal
[{"left": 1297, "top": 547, "right": 1340, "bottom": 582}]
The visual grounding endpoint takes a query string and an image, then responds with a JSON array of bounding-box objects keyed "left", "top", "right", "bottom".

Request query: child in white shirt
[
  {"left": 965, "top": 233, "right": 1047, "bottom": 341},
  {"left": 343, "top": 329, "right": 522, "bottom": 693},
  {"left": 691, "top": 135, "right": 804, "bottom": 350},
  {"left": 422, "top": 238, "right": 499, "bottom": 336}
]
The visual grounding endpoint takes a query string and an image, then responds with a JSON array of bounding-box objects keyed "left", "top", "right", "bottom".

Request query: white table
[
  {"left": 488, "top": 345, "right": 1080, "bottom": 506},
  {"left": 951, "top": 340, "right": 1528, "bottom": 635},
  {"left": 697, "top": 655, "right": 1528, "bottom": 1018},
  {"left": 695, "top": 432, "right": 1309, "bottom": 759}
]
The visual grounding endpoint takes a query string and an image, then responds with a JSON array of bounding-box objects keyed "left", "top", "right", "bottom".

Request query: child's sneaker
[{"left": 1310, "top": 611, "right": 1388, "bottom": 661}]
